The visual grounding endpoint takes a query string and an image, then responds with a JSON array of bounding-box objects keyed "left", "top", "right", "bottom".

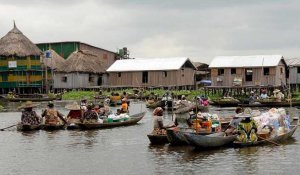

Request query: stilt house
[
  {"left": 54, "top": 50, "right": 106, "bottom": 90},
  {"left": 106, "top": 57, "right": 196, "bottom": 89},
  {"left": 0, "top": 23, "right": 43, "bottom": 94},
  {"left": 209, "top": 55, "right": 287, "bottom": 87}
]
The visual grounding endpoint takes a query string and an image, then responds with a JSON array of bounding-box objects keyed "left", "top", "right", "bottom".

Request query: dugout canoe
[
  {"left": 6, "top": 97, "right": 57, "bottom": 102},
  {"left": 238, "top": 101, "right": 300, "bottom": 107},
  {"left": 17, "top": 124, "right": 41, "bottom": 131},
  {"left": 233, "top": 118, "right": 299, "bottom": 147},
  {"left": 210, "top": 99, "right": 240, "bottom": 107},
  {"left": 166, "top": 127, "right": 196, "bottom": 145},
  {"left": 78, "top": 112, "right": 146, "bottom": 130},
  {"left": 147, "top": 134, "right": 169, "bottom": 144},
  {"left": 184, "top": 132, "right": 236, "bottom": 148},
  {"left": 41, "top": 124, "right": 66, "bottom": 131}
]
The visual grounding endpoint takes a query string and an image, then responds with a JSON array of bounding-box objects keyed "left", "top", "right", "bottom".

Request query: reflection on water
[{"left": 0, "top": 101, "right": 300, "bottom": 175}]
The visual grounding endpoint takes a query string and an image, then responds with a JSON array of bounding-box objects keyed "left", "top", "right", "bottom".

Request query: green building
[
  {"left": 37, "top": 41, "right": 117, "bottom": 69},
  {"left": 0, "top": 23, "right": 43, "bottom": 94}
]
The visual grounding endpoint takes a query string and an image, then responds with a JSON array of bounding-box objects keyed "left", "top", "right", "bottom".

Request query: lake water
[{"left": 0, "top": 101, "right": 300, "bottom": 175}]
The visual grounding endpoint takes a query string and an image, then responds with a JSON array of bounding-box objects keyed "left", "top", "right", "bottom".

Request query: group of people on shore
[{"left": 19, "top": 97, "right": 129, "bottom": 126}]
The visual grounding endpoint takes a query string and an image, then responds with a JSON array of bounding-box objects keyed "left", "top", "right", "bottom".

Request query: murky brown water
[{"left": 0, "top": 101, "right": 300, "bottom": 175}]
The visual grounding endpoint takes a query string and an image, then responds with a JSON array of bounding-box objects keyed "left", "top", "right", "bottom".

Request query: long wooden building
[
  {"left": 54, "top": 50, "right": 107, "bottom": 90},
  {"left": 209, "top": 55, "right": 287, "bottom": 87},
  {"left": 106, "top": 57, "right": 196, "bottom": 89},
  {"left": 0, "top": 23, "right": 43, "bottom": 94}
]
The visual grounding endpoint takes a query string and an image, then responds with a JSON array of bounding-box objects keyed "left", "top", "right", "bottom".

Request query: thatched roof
[
  {"left": 56, "top": 50, "right": 106, "bottom": 73},
  {"left": 0, "top": 22, "right": 42, "bottom": 57},
  {"left": 41, "top": 49, "right": 65, "bottom": 70}
]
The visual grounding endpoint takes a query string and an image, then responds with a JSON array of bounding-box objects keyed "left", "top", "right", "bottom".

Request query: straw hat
[
  {"left": 273, "top": 89, "right": 280, "bottom": 93},
  {"left": 65, "top": 102, "right": 81, "bottom": 110},
  {"left": 18, "top": 101, "right": 38, "bottom": 109},
  {"left": 250, "top": 91, "right": 254, "bottom": 94}
]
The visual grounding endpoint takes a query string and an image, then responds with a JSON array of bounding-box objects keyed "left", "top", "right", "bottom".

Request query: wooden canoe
[
  {"left": 66, "top": 124, "right": 81, "bottom": 130},
  {"left": 147, "top": 134, "right": 169, "bottom": 144},
  {"left": 78, "top": 112, "right": 146, "bottom": 130},
  {"left": 166, "top": 127, "right": 196, "bottom": 145},
  {"left": 17, "top": 124, "right": 41, "bottom": 131},
  {"left": 233, "top": 118, "right": 299, "bottom": 147},
  {"left": 6, "top": 97, "right": 57, "bottom": 102},
  {"left": 238, "top": 101, "right": 300, "bottom": 107},
  {"left": 211, "top": 99, "right": 240, "bottom": 107},
  {"left": 41, "top": 124, "right": 66, "bottom": 131},
  {"left": 184, "top": 132, "right": 236, "bottom": 148}
]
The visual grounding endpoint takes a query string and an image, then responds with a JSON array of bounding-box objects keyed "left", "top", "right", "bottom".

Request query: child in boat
[
  {"left": 42, "top": 101, "right": 66, "bottom": 125},
  {"left": 65, "top": 102, "right": 82, "bottom": 125},
  {"left": 19, "top": 101, "right": 41, "bottom": 125},
  {"left": 81, "top": 103, "right": 99, "bottom": 123},
  {"left": 152, "top": 107, "right": 167, "bottom": 135}
]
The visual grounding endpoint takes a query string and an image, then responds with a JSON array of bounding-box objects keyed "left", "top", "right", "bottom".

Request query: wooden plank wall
[
  {"left": 108, "top": 68, "right": 195, "bottom": 87},
  {"left": 211, "top": 66, "right": 284, "bottom": 87}
]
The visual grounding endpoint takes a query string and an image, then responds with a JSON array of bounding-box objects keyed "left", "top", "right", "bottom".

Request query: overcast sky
[{"left": 0, "top": 0, "right": 299, "bottom": 63}]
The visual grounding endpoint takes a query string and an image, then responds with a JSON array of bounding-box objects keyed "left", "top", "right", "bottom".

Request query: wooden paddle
[
  {"left": 0, "top": 124, "right": 17, "bottom": 131},
  {"left": 257, "top": 136, "right": 281, "bottom": 146}
]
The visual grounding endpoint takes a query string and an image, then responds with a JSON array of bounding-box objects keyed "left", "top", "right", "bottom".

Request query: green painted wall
[{"left": 37, "top": 42, "right": 80, "bottom": 59}]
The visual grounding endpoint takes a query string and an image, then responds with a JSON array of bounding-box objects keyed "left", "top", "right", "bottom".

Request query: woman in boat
[
  {"left": 260, "top": 89, "right": 269, "bottom": 99},
  {"left": 236, "top": 113, "right": 258, "bottom": 142},
  {"left": 81, "top": 103, "right": 99, "bottom": 123},
  {"left": 225, "top": 107, "right": 244, "bottom": 135},
  {"left": 152, "top": 107, "right": 167, "bottom": 135},
  {"left": 120, "top": 99, "right": 129, "bottom": 114},
  {"left": 19, "top": 101, "right": 41, "bottom": 125},
  {"left": 42, "top": 101, "right": 66, "bottom": 125},
  {"left": 65, "top": 102, "right": 82, "bottom": 125}
]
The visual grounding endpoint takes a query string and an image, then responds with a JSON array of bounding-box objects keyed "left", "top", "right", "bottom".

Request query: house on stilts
[
  {"left": 54, "top": 50, "right": 107, "bottom": 90},
  {"left": 106, "top": 57, "right": 196, "bottom": 89},
  {"left": 207, "top": 55, "right": 287, "bottom": 95},
  {"left": 0, "top": 23, "right": 43, "bottom": 94}
]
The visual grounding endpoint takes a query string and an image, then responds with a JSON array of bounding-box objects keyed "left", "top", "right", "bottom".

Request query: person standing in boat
[
  {"left": 225, "top": 107, "right": 244, "bottom": 135},
  {"left": 152, "top": 107, "right": 167, "bottom": 135},
  {"left": 42, "top": 101, "right": 66, "bottom": 125},
  {"left": 81, "top": 103, "right": 99, "bottom": 123},
  {"left": 19, "top": 101, "right": 41, "bottom": 125},
  {"left": 65, "top": 102, "right": 82, "bottom": 125},
  {"left": 236, "top": 113, "right": 258, "bottom": 142}
]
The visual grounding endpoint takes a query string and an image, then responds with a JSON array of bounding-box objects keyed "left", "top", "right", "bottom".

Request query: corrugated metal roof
[
  {"left": 209, "top": 55, "right": 284, "bottom": 68},
  {"left": 285, "top": 58, "right": 300, "bottom": 66},
  {"left": 107, "top": 57, "right": 194, "bottom": 72}
]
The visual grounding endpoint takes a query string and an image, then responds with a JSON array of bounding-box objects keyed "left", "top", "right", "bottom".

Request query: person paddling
[
  {"left": 19, "top": 101, "right": 41, "bottom": 125},
  {"left": 42, "top": 101, "right": 66, "bottom": 125}
]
